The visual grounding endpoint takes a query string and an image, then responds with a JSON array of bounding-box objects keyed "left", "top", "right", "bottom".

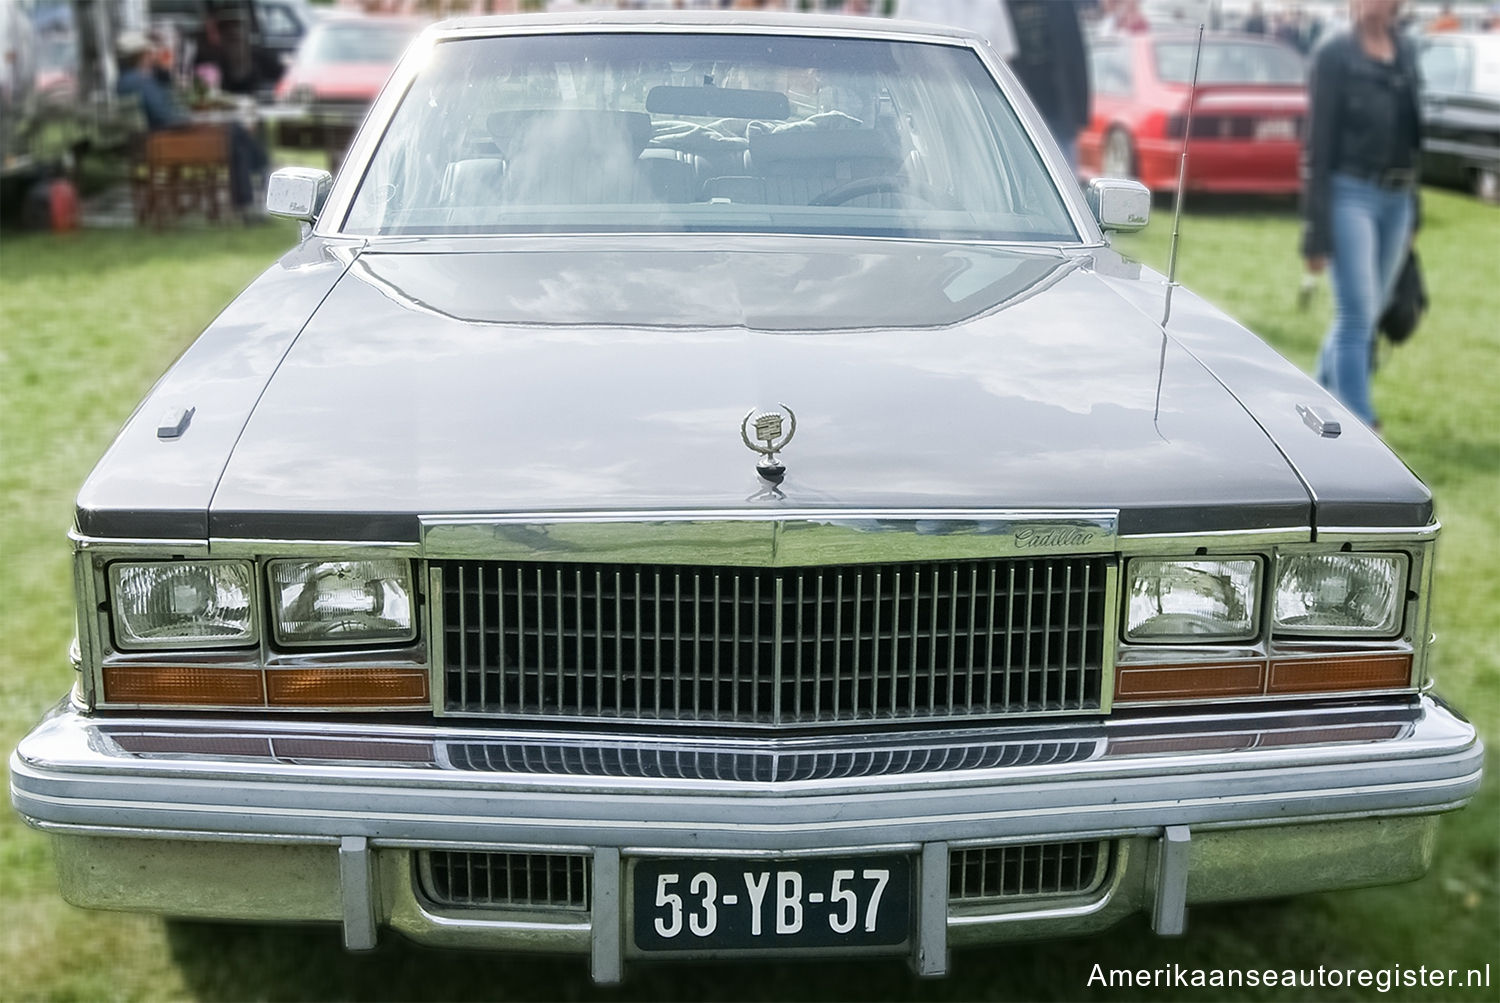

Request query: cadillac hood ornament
[{"left": 741, "top": 403, "right": 797, "bottom": 483}]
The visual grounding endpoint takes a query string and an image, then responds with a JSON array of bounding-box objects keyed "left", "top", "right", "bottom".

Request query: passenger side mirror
[
  {"left": 266, "top": 167, "right": 333, "bottom": 223},
  {"left": 1087, "top": 178, "right": 1151, "bottom": 232}
]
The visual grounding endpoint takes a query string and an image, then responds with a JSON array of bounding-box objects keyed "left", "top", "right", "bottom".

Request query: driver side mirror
[
  {"left": 266, "top": 167, "right": 333, "bottom": 223},
  {"left": 1087, "top": 178, "right": 1151, "bottom": 232}
]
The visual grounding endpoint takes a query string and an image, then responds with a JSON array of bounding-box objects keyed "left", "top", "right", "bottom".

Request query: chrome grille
[
  {"left": 950, "top": 841, "right": 1109, "bottom": 903},
  {"left": 442, "top": 738, "right": 1100, "bottom": 782},
  {"left": 439, "top": 557, "right": 1108, "bottom": 725},
  {"left": 418, "top": 851, "right": 590, "bottom": 912}
]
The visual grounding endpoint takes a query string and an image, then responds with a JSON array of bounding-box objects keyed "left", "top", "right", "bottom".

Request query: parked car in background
[
  {"left": 1418, "top": 32, "right": 1500, "bottom": 202},
  {"left": 273, "top": 13, "right": 420, "bottom": 108},
  {"left": 255, "top": 0, "right": 320, "bottom": 72},
  {"left": 10, "top": 11, "right": 1481, "bottom": 981},
  {"left": 1080, "top": 32, "right": 1308, "bottom": 194}
]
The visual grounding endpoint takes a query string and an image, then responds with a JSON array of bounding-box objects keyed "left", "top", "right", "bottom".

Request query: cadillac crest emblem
[{"left": 741, "top": 403, "right": 797, "bottom": 482}]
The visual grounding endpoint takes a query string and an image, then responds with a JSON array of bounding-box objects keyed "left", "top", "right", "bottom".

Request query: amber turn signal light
[
  {"left": 1115, "top": 661, "right": 1267, "bottom": 702},
  {"left": 1267, "top": 654, "right": 1412, "bottom": 694},
  {"left": 1115, "top": 653, "right": 1413, "bottom": 703},
  {"left": 265, "top": 667, "right": 429, "bottom": 707},
  {"left": 102, "top": 665, "right": 265, "bottom": 706}
]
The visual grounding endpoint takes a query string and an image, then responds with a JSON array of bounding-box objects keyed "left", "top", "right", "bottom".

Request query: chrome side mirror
[
  {"left": 1087, "top": 178, "right": 1151, "bottom": 232},
  {"left": 266, "top": 167, "right": 333, "bottom": 222}
]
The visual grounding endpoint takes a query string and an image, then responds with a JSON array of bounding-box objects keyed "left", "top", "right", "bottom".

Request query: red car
[
  {"left": 1080, "top": 33, "right": 1308, "bottom": 195},
  {"left": 273, "top": 14, "right": 421, "bottom": 107}
]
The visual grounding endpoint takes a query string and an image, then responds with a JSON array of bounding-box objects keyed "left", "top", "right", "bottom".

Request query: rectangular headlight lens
[
  {"left": 1274, "top": 553, "right": 1408, "bottom": 636},
  {"left": 1126, "top": 558, "right": 1260, "bottom": 642},
  {"left": 268, "top": 559, "right": 416, "bottom": 646},
  {"left": 110, "top": 561, "right": 257, "bottom": 649}
]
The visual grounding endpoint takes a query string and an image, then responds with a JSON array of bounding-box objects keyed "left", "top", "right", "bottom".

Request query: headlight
[
  {"left": 268, "top": 559, "right": 416, "bottom": 646},
  {"left": 110, "top": 561, "right": 257, "bottom": 649},
  {"left": 1125, "top": 558, "right": 1260, "bottom": 642},
  {"left": 1273, "top": 553, "right": 1408, "bottom": 636}
]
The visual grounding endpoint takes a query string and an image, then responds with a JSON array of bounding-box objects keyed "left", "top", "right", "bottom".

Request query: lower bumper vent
[
  {"left": 418, "top": 851, "right": 591, "bottom": 912},
  {"left": 950, "top": 840, "right": 1109, "bottom": 902}
]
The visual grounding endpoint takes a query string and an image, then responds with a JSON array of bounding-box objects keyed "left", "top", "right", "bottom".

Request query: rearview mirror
[
  {"left": 266, "top": 167, "right": 333, "bottom": 223},
  {"left": 1087, "top": 178, "right": 1151, "bottom": 232}
]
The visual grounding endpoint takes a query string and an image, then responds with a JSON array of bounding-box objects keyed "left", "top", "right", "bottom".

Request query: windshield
[
  {"left": 307, "top": 22, "right": 413, "bottom": 65},
  {"left": 1154, "top": 41, "right": 1305, "bottom": 85},
  {"left": 343, "top": 33, "right": 1079, "bottom": 242}
]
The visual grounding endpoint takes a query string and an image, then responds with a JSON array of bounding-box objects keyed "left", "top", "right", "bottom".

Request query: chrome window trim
[{"left": 314, "top": 17, "right": 1100, "bottom": 245}]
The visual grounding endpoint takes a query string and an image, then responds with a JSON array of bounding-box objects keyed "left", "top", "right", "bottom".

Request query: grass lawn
[{"left": 1, "top": 190, "right": 1495, "bottom": 1001}]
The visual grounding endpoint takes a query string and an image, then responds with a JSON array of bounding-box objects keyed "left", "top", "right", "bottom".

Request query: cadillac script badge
[{"left": 741, "top": 403, "right": 797, "bottom": 482}]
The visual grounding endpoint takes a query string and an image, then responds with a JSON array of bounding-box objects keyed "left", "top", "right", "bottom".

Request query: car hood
[{"left": 206, "top": 236, "right": 1313, "bottom": 540}]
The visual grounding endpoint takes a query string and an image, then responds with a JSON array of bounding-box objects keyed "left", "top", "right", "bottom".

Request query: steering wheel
[{"left": 808, "top": 176, "right": 957, "bottom": 209}]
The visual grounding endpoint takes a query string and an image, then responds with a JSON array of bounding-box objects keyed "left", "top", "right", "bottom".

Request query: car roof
[{"left": 430, "top": 10, "right": 984, "bottom": 45}]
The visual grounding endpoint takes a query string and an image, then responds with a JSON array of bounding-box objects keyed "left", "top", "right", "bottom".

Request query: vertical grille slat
[
  {"left": 421, "top": 851, "right": 592, "bottom": 912},
  {"left": 949, "top": 841, "right": 1109, "bottom": 903},
  {"left": 442, "top": 557, "right": 1107, "bottom": 725}
]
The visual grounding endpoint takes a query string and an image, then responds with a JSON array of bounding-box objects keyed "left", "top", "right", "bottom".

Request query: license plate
[
  {"left": 632, "top": 854, "right": 912, "bottom": 952},
  {"left": 1255, "top": 117, "right": 1297, "bottom": 141}
]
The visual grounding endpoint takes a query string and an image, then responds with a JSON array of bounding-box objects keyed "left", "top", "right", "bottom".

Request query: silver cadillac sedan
[{"left": 9, "top": 11, "right": 1482, "bottom": 980}]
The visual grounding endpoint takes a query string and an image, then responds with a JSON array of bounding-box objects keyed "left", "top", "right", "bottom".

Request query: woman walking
[{"left": 1301, "top": 0, "right": 1422, "bottom": 430}]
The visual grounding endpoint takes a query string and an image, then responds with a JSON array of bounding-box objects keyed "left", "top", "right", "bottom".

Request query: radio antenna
[{"left": 1161, "top": 24, "right": 1205, "bottom": 329}]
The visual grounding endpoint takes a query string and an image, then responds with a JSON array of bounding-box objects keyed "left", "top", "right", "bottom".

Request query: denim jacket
[
  {"left": 1299, "top": 30, "right": 1423, "bottom": 259},
  {"left": 117, "top": 68, "right": 188, "bottom": 131}
]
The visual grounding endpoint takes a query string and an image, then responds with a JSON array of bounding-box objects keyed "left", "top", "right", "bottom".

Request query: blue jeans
[{"left": 1315, "top": 173, "right": 1415, "bottom": 426}]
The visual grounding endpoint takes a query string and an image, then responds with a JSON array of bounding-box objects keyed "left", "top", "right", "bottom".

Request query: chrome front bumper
[{"left": 10, "top": 696, "right": 1483, "bottom": 981}]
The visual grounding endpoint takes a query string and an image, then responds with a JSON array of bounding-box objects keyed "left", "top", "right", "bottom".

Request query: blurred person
[
  {"left": 1006, "top": 0, "right": 1089, "bottom": 170},
  {"left": 1096, "top": 0, "right": 1150, "bottom": 35},
  {"left": 116, "top": 31, "right": 270, "bottom": 222},
  {"left": 1244, "top": 1, "right": 1268, "bottom": 34},
  {"left": 1428, "top": 3, "right": 1461, "bottom": 31},
  {"left": 1300, "top": 0, "right": 1421, "bottom": 430},
  {"left": 1274, "top": 10, "right": 1302, "bottom": 50},
  {"left": 116, "top": 31, "right": 185, "bottom": 130},
  {"left": 195, "top": 6, "right": 279, "bottom": 96}
]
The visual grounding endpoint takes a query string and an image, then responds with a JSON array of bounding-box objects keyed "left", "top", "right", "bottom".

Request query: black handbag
[{"left": 1379, "top": 250, "right": 1428, "bottom": 345}]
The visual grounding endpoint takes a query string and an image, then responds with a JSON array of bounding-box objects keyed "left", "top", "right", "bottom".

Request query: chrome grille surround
[
  {"left": 418, "top": 850, "right": 591, "bottom": 912},
  {"left": 949, "top": 841, "right": 1110, "bottom": 903},
  {"left": 436, "top": 556, "right": 1110, "bottom": 726}
]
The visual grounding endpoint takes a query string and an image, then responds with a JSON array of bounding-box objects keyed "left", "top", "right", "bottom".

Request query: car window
[
  {"left": 1154, "top": 41, "right": 1304, "bottom": 85},
  {"left": 1419, "top": 41, "right": 1473, "bottom": 94},
  {"left": 1089, "top": 43, "right": 1133, "bottom": 96},
  {"left": 307, "top": 22, "right": 412, "bottom": 64},
  {"left": 342, "top": 33, "right": 1080, "bottom": 242},
  {"left": 257, "top": 2, "right": 300, "bottom": 40}
]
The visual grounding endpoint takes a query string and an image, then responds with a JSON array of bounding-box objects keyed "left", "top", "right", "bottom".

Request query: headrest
[
  {"left": 748, "top": 128, "right": 900, "bottom": 165},
  {"left": 487, "top": 110, "right": 654, "bottom": 160}
]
